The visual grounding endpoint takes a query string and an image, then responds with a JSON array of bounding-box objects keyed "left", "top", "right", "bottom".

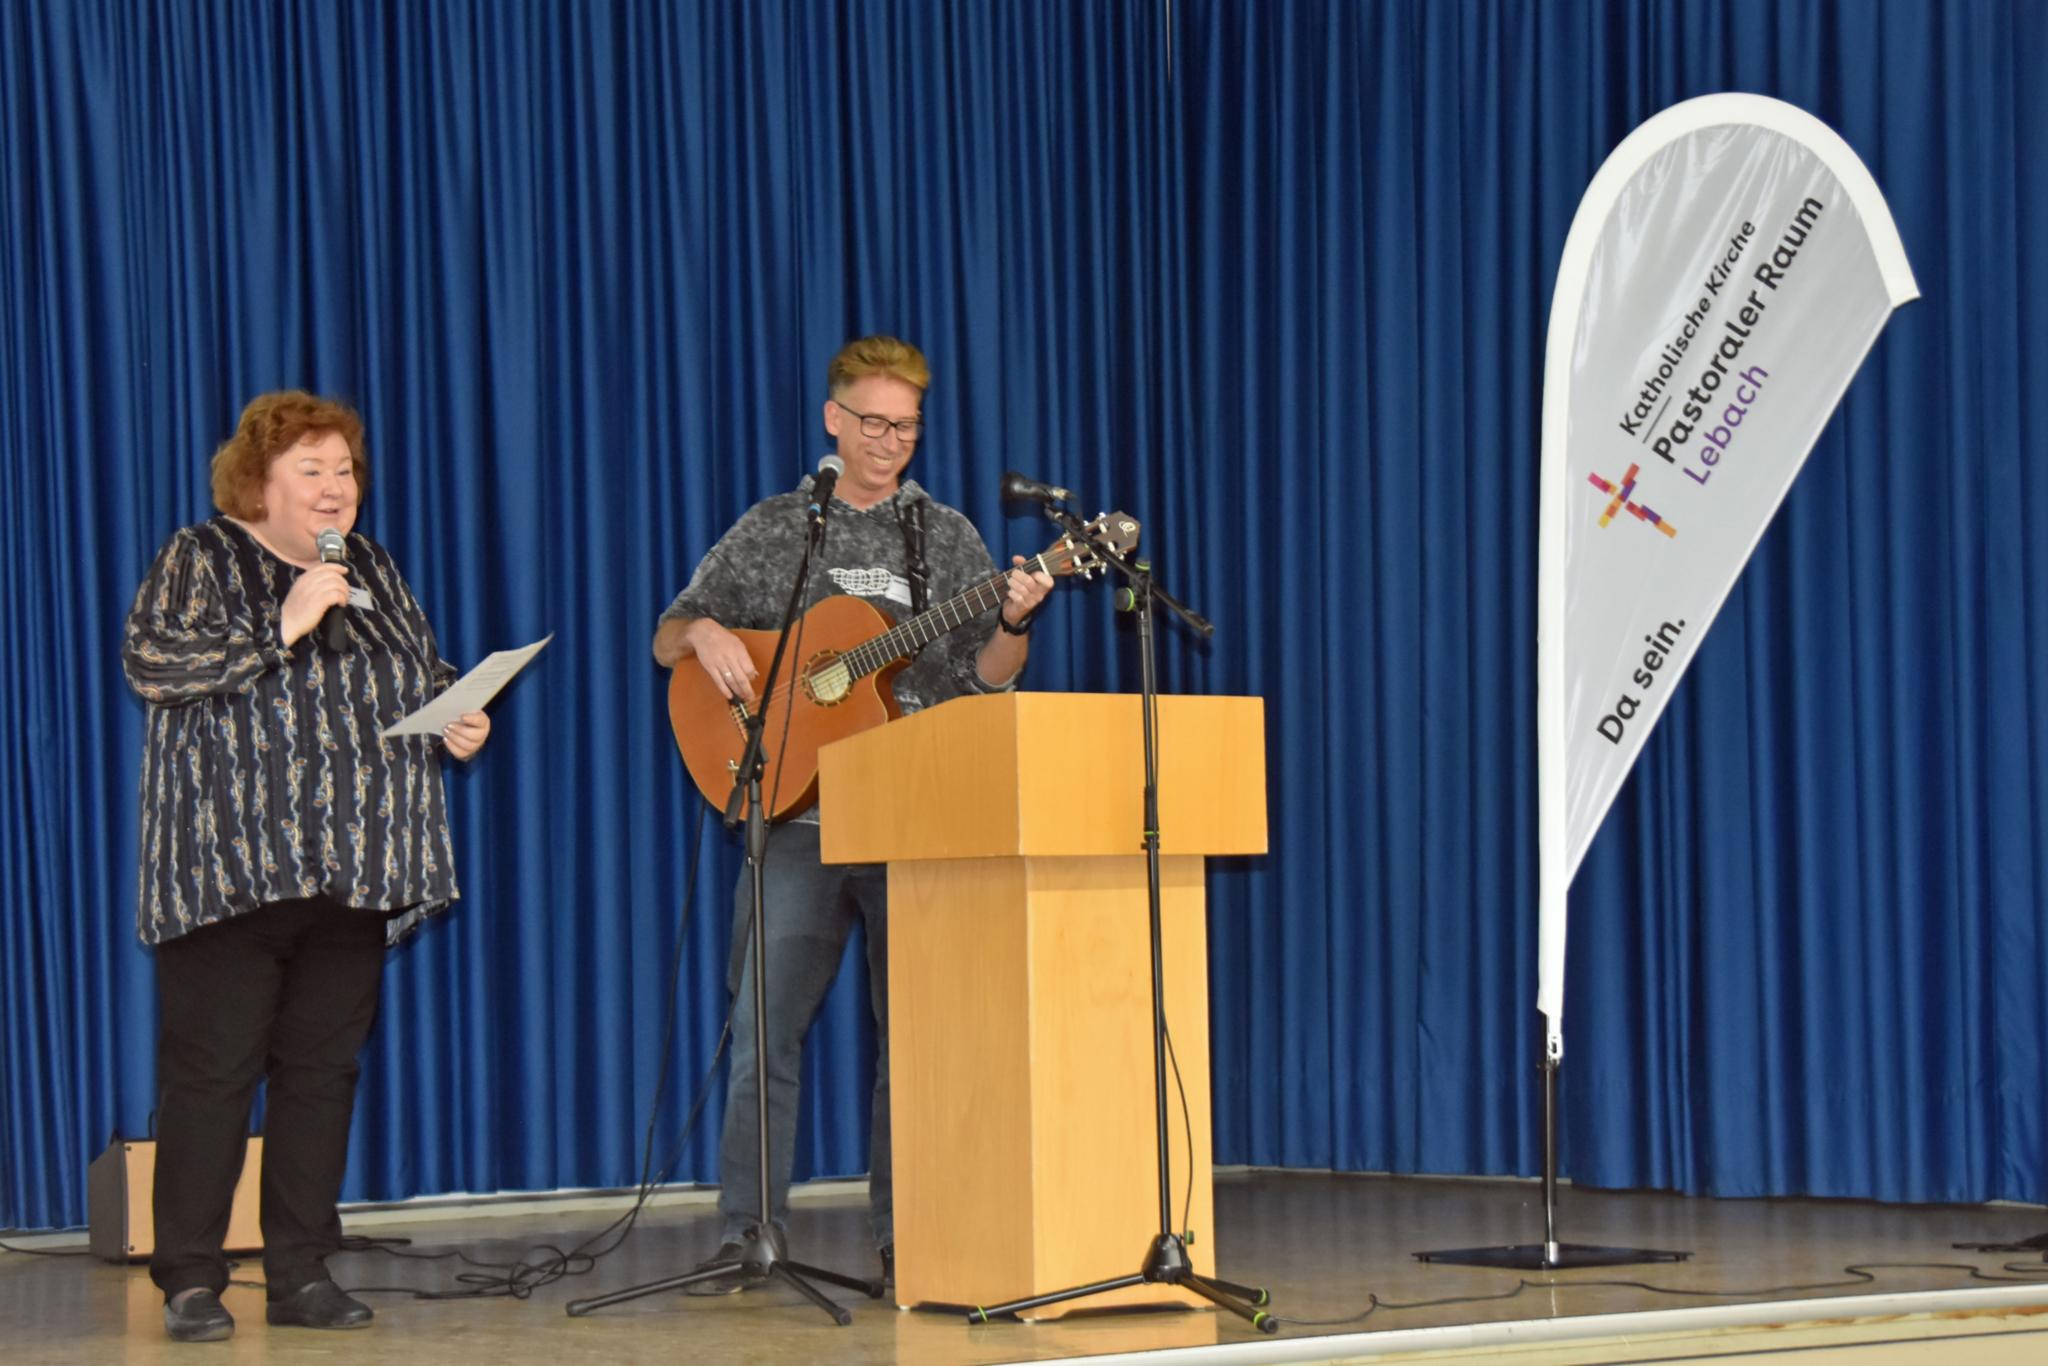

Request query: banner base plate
[{"left": 1415, "top": 1243, "right": 1691, "bottom": 1270}]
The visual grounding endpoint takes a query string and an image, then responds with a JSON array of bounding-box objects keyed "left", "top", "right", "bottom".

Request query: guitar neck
[{"left": 838, "top": 561, "right": 1034, "bottom": 681}]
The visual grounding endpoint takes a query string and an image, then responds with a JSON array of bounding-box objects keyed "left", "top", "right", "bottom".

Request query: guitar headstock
[{"left": 1037, "top": 511, "right": 1140, "bottom": 581}]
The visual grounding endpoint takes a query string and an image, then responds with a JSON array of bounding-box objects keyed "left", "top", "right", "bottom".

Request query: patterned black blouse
[{"left": 122, "top": 517, "right": 461, "bottom": 946}]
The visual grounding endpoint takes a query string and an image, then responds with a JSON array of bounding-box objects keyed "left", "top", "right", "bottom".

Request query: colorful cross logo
[{"left": 1586, "top": 462, "right": 1677, "bottom": 537}]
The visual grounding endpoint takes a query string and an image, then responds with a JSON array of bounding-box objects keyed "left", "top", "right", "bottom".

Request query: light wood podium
[{"left": 817, "top": 692, "right": 1266, "bottom": 1316}]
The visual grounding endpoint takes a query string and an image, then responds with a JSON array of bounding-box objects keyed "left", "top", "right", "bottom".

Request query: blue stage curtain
[
  {"left": 0, "top": 0, "right": 1176, "bottom": 1231},
  {"left": 3, "top": 1, "right": 2043, "bottom": 1232},
  {"left": 1178, "top": 0, "right": 2048, "bottom": 1205}
]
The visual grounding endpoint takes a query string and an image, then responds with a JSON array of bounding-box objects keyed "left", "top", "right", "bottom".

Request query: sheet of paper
[{"left": 382, "top": 634, "right": 552, "bottom": 737}]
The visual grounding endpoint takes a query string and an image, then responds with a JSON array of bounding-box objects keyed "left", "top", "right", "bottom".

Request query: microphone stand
[
  {"left": 569, "top": 493, "right": 880, "bottom": 1325},
  {"left": 967, "top": 502, "right": 1279, "bottom": 1334}
]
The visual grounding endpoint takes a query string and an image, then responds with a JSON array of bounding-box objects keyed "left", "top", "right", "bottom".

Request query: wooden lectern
[{"left": 817, "top": 692, "right": 1266, "bottom": 1316}]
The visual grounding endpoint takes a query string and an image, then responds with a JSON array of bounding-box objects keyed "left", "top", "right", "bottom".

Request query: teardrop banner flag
[{"left": 1535, "top": 95, "right": 1917, "bottom": 1060}]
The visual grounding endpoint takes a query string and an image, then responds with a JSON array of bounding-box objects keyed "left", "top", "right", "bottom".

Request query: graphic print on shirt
[{"left": 828, "top": 565, "right": 913, "bottom": 608}]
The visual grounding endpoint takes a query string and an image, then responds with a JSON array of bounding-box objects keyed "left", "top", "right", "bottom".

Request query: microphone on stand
[
  {"left": 314, "top": 528, "right": 348, "bottom": 651},
  {"left": 806, "top": 454, "right": 845, "bottom": 527},
  {"left": 1000, "top": 470, "right": 1074, "bottom": 505}
]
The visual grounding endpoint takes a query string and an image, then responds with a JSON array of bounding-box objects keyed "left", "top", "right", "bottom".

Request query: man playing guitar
[{"left": 649, "top": 334, "right": 1053, "bottom": 1292}]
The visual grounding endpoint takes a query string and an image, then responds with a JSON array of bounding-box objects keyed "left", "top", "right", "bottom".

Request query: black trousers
[{"left": 149, "top": 895, "right": 389, "bottom": 1299}]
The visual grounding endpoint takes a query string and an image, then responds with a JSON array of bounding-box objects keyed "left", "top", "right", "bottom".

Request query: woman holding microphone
[{"left": 122, "top": 390, "right": 488, "bottom": 1342}]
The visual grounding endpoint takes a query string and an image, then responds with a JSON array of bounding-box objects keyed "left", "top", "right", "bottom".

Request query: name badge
[{"left": 348, "top": 586, "right": 376, "bottom": 611}]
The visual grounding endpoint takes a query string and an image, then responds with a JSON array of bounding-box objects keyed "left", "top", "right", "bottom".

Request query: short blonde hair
[
  {"left": 210, "top": 390, "right": 367, "bottom": 519},
  {"left": 826, "top": 335, "right": 930, "bottom": 397}
]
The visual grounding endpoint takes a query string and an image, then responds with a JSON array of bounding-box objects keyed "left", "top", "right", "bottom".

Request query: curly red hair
[{"left": 209, "top": 390, "right": 367, "bottom": 519}]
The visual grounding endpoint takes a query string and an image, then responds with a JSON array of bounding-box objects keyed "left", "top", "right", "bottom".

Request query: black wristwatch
[{"left": 998, "top": 607, "right": 1037, "bottom": 637}]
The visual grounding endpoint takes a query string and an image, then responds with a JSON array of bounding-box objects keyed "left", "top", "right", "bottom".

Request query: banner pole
[
  {"left": 1427, "top": 92, "right": 1914, "bottom": 1277},
  {"left": 1542, "top": 1052, "right": 1560, "bottom": 1263}
]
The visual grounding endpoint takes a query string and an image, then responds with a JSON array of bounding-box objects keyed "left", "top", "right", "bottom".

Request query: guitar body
[
  {"left": 668, "top": 593, "right": 908, "bottom": 822},
  {"left": 665, "top": 509, "right": 1139, "bottom": 821}
]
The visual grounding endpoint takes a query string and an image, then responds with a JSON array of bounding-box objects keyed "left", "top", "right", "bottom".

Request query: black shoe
[
  {"left": 163, "top": 1288, "right": 234, "bottom": 1342},
  {"left": 880, "top": 1244, "right": 894, "bottom": 1291},
  {"left": 264, "top": 1279, "right": 373, "bottom": 1329},
  {"left": 682, "top": 1240, "right": 751, "bottom": 1296}
]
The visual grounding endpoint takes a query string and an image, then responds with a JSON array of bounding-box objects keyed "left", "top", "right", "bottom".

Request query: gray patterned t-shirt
[{"left": 660, "top": 476, "right": 1013, "bottom": 821}]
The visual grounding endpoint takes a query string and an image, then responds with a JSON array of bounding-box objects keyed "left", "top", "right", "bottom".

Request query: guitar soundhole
[{"left": 803, "top": 653, "right": 852, "bottom": 706}]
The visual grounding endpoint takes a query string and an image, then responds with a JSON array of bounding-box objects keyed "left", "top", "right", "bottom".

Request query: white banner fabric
[{"left": 1535, "top": 95, "right": 1917, "bottom": 1055}]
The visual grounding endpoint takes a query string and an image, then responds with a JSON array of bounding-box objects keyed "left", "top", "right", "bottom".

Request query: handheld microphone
[
  {"left": 314, "top": 528, "right": 348, "bottom": 651},
  {"left": 807, "top": 454, "right": 845, "bottom": 525},
  {"left": 1000, "top": 470, "right": 1074, "bottom": 505}
]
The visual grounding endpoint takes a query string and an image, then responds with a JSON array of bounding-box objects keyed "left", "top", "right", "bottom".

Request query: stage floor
[{"left": 7, "top": 1170, "right": 2048, "bottom": 1364}]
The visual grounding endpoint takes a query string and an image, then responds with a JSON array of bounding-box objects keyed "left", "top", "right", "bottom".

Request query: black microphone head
[
  {"left": 314, "top": 529, "right": 349, "bottom": 651},
  {"left": 806, "top": 454, "right": 844, "bottom": 526},
  {"left": 1001, "top": 470, "right": 1073, "bottom": 504},
  {"left": 1000, "top": 470, "right": 1038, "bottom": 503},
  {"left": 810, "top": 454, "right": 843, "bottom": 500}
]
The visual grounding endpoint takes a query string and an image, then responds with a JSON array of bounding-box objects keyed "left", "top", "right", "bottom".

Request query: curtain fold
[
  {"left": 4, "top": 0, "right": 2043, "bottom": 1231},
  {"left": 1173, "top": 0, "right": 2047, "bottom": 1200}
]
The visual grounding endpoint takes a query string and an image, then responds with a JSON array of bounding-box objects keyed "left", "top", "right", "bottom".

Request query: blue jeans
[{"left": 717, "top": 821, "right": 892, "bottom": 1249}]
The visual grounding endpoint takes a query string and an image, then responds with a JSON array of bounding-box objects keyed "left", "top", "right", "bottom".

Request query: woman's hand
[
  {"left": 279, "top": 563, "right": 352, "bottom": 646},
  {"left": 441, "top": 711, "right": 491, "bottom": 760}
]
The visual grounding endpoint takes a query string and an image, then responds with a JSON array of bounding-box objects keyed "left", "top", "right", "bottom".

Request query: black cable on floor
[
  {"left": 1264, "top": 1258, "right": 2048, "bottom": 1332},
  {"left": 337, "top": 797, "right": 739, "bottom": 1301},
  {"left": 1955, "top": 1232, "right": 2048, "bottom": 1256}
]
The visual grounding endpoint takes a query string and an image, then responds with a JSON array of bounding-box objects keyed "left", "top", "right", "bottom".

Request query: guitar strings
[
  {"left": 730, "top": 539, "right": 1077, "bottom": 725},
  {"left": 738, "top": 563, "right": 1034, "bottom": 717}
]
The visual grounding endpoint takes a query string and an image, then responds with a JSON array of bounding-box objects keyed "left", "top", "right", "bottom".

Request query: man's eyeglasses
[{"left": 835, "top": 401, "right": 924, "bottom": 442}]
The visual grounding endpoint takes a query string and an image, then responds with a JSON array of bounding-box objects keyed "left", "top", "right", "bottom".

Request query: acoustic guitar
[{"left": 669, "top": 511, "right": 1140, "bottom": 821}]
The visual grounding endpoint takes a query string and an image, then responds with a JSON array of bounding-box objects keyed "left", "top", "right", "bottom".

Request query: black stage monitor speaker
[{"left": 87, "top": 1136, "right": 264, "bottom": 1263}]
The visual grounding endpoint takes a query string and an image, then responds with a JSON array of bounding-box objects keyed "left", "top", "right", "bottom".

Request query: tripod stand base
[
  {"left": 967, "top": 1234, "right": 1278, "bottom": 1333},
  {"left": 1416, "top": 1242, "right": 1691, "bottom": 1270},
  {"left": 565, "top": 1224, "right": 882, "bottom": 1323}
]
